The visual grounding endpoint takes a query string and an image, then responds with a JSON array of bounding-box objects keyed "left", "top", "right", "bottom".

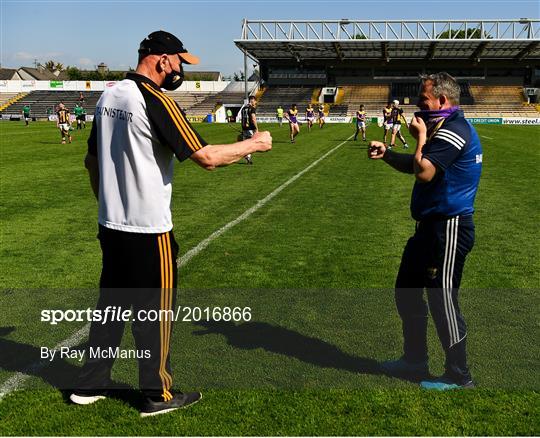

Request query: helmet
[{"left": 392, "top": 99, "right": 400, "bottom": 106}]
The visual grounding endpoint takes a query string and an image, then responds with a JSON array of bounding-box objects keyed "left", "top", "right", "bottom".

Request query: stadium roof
[{"left": 234, "top": 19, "right": 540, "bottom": 61}]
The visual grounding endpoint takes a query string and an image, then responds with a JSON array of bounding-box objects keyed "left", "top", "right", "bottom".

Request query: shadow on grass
[
  {"left": 193, "top": 320, "right": 382, "bottom": 375},
  {"left": 0, "top": 326, "right": 82, "bottom": 390},
  {"left": 0, "top": 326, "right": 143, "bottom": 410}
]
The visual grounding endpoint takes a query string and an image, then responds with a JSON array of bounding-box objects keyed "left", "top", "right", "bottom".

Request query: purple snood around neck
[{"left": 414, "top": 106, "right": 460, "bottom": 134}]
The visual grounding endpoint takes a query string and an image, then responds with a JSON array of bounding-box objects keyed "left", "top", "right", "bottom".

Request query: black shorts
[{"left": 242, "top": 129, "right": 254, "bottom": 140}]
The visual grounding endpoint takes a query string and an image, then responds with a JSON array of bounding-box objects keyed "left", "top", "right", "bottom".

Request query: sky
[{"left": 1, "top": 0, "right": 538, "bottom": 77}]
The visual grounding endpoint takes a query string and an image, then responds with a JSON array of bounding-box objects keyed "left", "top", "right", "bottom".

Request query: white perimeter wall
[{"left": 0, "top": 80, "right": 230, "bottom": 93}]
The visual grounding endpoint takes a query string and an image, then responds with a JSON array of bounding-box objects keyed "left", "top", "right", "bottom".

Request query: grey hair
[{"left": 419, "top": 72, "right": 461, "bottom": 105}]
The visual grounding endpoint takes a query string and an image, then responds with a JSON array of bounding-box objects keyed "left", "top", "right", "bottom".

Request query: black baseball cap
[{"left": 138, "top": 30, "right": 199, "bottom": 65}]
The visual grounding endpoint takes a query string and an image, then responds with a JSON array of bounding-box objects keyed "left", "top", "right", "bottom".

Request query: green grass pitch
[{"left": 0, "top": 120, "right": 539, "bottom": 435}]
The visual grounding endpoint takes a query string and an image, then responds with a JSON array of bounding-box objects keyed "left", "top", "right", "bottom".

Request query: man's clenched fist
[
  {"left": 252, "top": 131, "right": 272, "bottom": 152},
  {"left": 368, "top": 141, "right": 386, "bottom": 159}
]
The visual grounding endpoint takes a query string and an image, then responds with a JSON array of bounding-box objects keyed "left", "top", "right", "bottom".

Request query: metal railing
[{"left": 239, "top": 19, "right": 540, "bottom": 41}]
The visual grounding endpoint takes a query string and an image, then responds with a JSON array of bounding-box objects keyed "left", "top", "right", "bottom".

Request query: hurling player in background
[
  {"left": 382, "top": 102, "right": 393, "bottom": 144},
  {"left": 56, "top": 103, "right": 72, "bottom": 144},
  {"left": 389, "top": 99, "right": 409, "bottom": 149},
  {"left": 317, "top": 104, "right": 325, "bottom": 128},
  {"left": 284, "top": 103, "right": 300, "bottom": 143},
  {"left": 240, "top": 95, "right": 258, "bottom": 164},
  {"left": 306, "top": 104, "right": 315, "bottom": 131},
  {"left": 354, "top": 104, "right": 367, "bottom": 141}
]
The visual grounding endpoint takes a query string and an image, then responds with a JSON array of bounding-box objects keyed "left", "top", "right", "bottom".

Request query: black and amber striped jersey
[
  {"left": 57, "top": 108, "right": 70, "bottom": 124},
  {"left": 383, "top": 107, "right": 392, "bottom": 123},
  {"left": 391, "top": 107, "right": 404, "bottom": 125},
  {"left": 241, "top": 104, "right": 256, "bottom": 131},
  {"left": 87, "top": 72, "right": 208, "bottom": 233}
]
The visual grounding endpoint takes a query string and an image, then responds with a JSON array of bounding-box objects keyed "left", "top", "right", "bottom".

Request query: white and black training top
[{"left": 88, "top": 72, "right": 207, "bottom": 233}]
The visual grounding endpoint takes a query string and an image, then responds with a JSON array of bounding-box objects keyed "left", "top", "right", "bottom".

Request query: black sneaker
[
  {"left": 140, "top": 392, "right": 202, "bottom": 418},
  {"left": 69, "top": 391, "right": 107, "bottom": 405},
  {"left": 380, "top": 357, "right": 429, "bottom": 380}
]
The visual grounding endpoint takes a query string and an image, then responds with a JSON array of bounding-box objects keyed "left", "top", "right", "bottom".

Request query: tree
[
  {"left": 184, "top": 73, "right": 217, "bottom": 81},
  {"left": 41, "top": 60, "right": 65, "bottom": 72},
  {"left": 65, "top": 66, "right": 126, "bottom": 81},
  {"left": 66, "top": 66, "right": 83, "bottom": 80},
  {"left": 437, "top": 27, "right": 492, "bottom": 39},
  {"left": 353, "top": 33, "right": 368, "bottom": 39},
  {"left": 233, "top": 71, "right": 245, "bottom": 81},
  {"left": 44, "top": 60, "right": 56, "bottom": 71}
]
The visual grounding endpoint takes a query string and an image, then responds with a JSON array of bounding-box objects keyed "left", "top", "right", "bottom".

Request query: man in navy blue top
[{"left": 368, "top": 72, "right": 482, "bottom": 390}]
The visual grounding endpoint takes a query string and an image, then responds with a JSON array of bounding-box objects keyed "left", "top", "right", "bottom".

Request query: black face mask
[{"left": 162, "top": 63, "right": 184, "bottom": 90}]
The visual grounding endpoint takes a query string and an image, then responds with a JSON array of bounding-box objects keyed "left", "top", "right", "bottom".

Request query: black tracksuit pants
[
  {"left": 77, "top": 225, "right": 179, "bottom": 400},
  {"left": 395, "top": 214, "right": 475, "bottom": 384}
]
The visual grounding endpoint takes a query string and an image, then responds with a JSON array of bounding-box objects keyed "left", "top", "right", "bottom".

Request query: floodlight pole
[{"left": 244, "top": 48, "right": 248, "bottom": 102}]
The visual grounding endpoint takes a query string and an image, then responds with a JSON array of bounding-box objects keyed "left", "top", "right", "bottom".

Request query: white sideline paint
[
  {"left": 177, "top": 134, "right": 354, "bottom": 267},
  {"left": 0, "top": 133, "right": 353, "bottom": 400},
  {"left": 481, "top": 135, "right": 494, "bottom": 140},
  {"left": 0, "top": 325, "right": 90, "bottom": 400}
]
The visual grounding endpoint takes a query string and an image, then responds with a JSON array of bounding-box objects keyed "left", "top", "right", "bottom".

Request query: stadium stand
[
  {"left": 255, "top": 86, "right": 316, "bottom": 116},
  {"left": 186, "top": 82, "right": 253, "bottom": 116},
  {"left": 0, "top": 91, "right": 102, "bottom": 118},
  {"left": 0, "top": 87, "right": 236, "bottom": 119},
  {"left": 327, "top": 104, "right": 348, "bottom": 116},
  {"left": 391, "top": 82, "right": 473, "bottom": 105},
  {"left": 164, "top": 91, "right": 214, "bottom": 111},
  {"left": 188, "top": 92, "right": 243, "bottom": 116},
  {"left": 1, "top": 84, "right": 537, "bottom": 119},
  {"left": 463, "top": 85, "right": 537, "bottom": 117},
  {"left": 235, "top": 20, "right": 540, "bottom": 120},
  {"left": 328, "top": 83, "right": 539, "bottom": 118},
  {"left": 0, "top": 93, "right": 26, "bottom": 110},
  {"left": 470, "top": 85, "right": 525, "bottom": 103},
  {"left": 328, "top": 85, "right": 391, "bottom": 116}
]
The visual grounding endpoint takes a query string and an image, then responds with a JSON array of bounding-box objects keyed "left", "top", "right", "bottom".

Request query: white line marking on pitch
[
  {"left": 0, "top": 133, "right": 354, "bottom": 401},
  {"left": 0, "top": 325, "right": 90, "bottom": 400},
  {"left": 178, "top": 134, "right": 354, "bottom": 267},
  {"left": 481, "top": 135, "right": 494, "bottom": 140}
]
